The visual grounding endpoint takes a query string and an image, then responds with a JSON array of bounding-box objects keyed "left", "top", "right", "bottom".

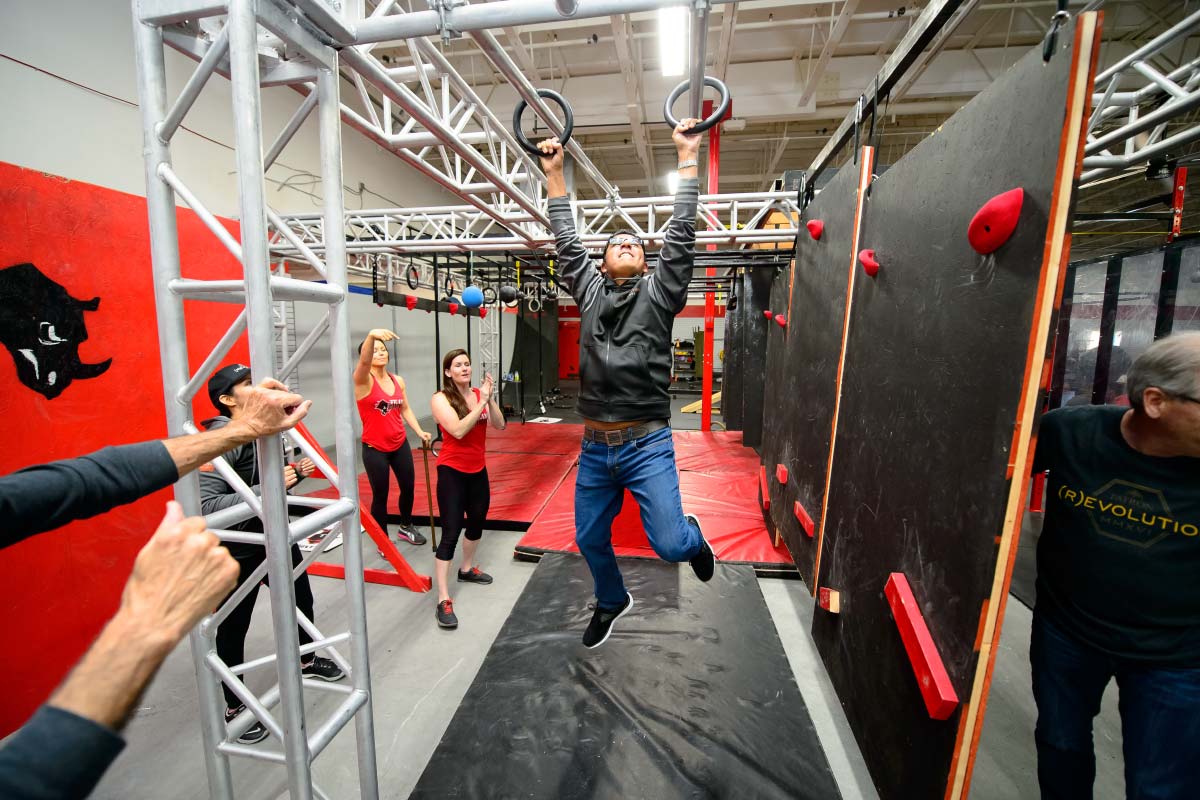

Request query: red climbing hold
[
  {"left": 764, "top": 310, "right": 774, "bottom": 320},
  {"left": 806, "top": 219, "right": 824, "bottom": 241},
  {"left": 448, "top": 302, "right": 459, "bottom": 315},
  {"left": 775, "top": 315, "right": 787, "bottom": 328},
  {"left": 793, "top": 501, "right": 815, "bottom": 538},
  {"left": 479, "top": 307, "right": 488, "bottom": 318},
  {"left": 775, "top": 464, "right": 788, "bottom": 484},
  {"left": 859, "top": 249, "right": 880, "bottom": 277},
  {"left": 405, "top": 295, "right": 418, "bottom": 311},
  {"left": 968, "top": 187, "right": 1024, "bottom": 255}
]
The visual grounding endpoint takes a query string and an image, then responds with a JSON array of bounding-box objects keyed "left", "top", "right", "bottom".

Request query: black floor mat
[{"left": 408, "top": 553, "right": 841, "bottom": 800}]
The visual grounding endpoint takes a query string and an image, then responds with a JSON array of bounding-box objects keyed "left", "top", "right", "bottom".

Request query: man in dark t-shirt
[{"left": 1031, "top": 332, "right": 1200, "bottom": 799}]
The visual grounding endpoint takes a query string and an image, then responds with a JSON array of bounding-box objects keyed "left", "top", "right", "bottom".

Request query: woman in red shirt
[
  {"left": 354, "top": 329, "right": 433, "bottom": 545},
  {"left": 430, "top": 348, "right": 506, "bottom": 629}
]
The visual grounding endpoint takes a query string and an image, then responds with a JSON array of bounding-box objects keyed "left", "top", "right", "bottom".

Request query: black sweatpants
[
  {"left": 216, "top": 543, "right": 314, "bottom": 708},
  {"left": 435, "top": 465, "right": 490, "bottom": 561},
  {"left": 362, "top": 439, "right": 415, "bottom": 530}
]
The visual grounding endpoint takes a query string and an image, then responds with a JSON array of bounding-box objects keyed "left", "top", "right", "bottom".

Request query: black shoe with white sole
[
  {"left": 582, "top": 592, "right": 633, "bottom": 649},
  {"left": 397, "top": 524, "right": 428, "bottom": 546},
  {"left": 301, "top": 655, "right": 345, "bottom": 682},
  {"left": 686, "top": 514, "right": 715, "bottom": 582},
  {"left": 225, "top": 705, "right": 269, "bottom": 745}
]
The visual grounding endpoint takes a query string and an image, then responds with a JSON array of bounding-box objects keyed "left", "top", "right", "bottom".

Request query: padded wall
[
  {"left": 808, "top": 19, "right": 1099, "bottom": 799},
  {"left": 0, "top": 162, "right": 249, "bottom": 735},
  {"left": 762, "top": 161, "right": 866, "bottom": 582}
]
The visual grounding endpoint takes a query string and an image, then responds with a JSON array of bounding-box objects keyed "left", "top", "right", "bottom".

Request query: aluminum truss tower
[{"left": 132, "top": 1, "right": 377, "bottom": 797}]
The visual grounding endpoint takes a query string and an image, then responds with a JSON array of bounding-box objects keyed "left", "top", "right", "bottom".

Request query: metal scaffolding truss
[
  {"left": 132, "top": 1, "right": 377, "bottom": 798},
  {"left": 274, "top": 190, "right": 803, "bottom": 256},
  {"left": 1081, "top": 7, "right": 1200, "bottom": 186}
]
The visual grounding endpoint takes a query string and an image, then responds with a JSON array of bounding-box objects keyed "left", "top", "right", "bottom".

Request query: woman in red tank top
[
  {"left": 429, "top": 348, "right": 506, "bottom": 629},
  {"left": 354, "top": 329, "right": 433, "bottom": 546}
]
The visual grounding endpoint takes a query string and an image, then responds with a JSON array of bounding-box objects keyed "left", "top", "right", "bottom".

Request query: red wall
[
  {"left": 558, "top": 320, "right": 580, "bottom": 380},
  {"left": 0, "top": 162, "right": 249, "bottom": 735}
]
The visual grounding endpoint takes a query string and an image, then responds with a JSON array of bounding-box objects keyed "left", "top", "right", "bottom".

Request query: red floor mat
[
  {"left": 307, "top": 451, "right": 576, "bottom": 527},
  {"left": 515, "top": 431, "right": 793, "bottom": 567},
  {"left": 485, "top": 423, "right": 583, "bottom": 454}
]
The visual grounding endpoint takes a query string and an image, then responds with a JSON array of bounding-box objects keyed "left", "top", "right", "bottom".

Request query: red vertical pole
[
  {"left": 1168, "top": 166, "right": 1187, "bottom": 243},
  {"left": 700, "top": 99, "right": 726, "bottom": 431}
]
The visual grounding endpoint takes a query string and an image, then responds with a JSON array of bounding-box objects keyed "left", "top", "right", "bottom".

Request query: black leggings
[
  {"left": 216, "top": 544, "right": 314, "bottom": 708},
  {"left": 435, "top": 465, "right": 490, "bottom": 561},
  {"left": 362, "top": 440, "right": 415, "bottom": 530}
]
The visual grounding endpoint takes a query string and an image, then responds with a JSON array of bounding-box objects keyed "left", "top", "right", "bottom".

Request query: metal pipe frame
[
  {"left": 131, "top": 1, "right": 379, "bottom": 797},
  {"left": 1081, "top": 9, "right": 1200, "bottom": 185}
]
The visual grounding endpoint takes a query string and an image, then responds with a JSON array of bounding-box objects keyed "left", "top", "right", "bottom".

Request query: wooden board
[
  {"left": 764, "top": 157, "right": 871, "bottom": 582},
  {"left": 809, "top": 16, "right": 1100, "bottom": 800}
]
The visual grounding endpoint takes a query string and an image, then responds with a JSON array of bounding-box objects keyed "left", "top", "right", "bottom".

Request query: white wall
[
  {"left": 291, "top": 291, "right": 517, "bottom": 450},
  {"left": 0, "top": 0, "right": 458, "bottom": 216}
]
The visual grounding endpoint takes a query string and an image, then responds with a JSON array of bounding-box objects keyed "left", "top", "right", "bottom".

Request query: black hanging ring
[
  {"left": 663, "top": 76, "right": 731, "bottom": 134},
  {"left": 482, "top": 285, "right": 498, "bottom": 305},
  {"left": 513, "top": 89, "right": 575, "bottom": 156},
  {"left": 406, "top": 264, "right": 420, "bottom": 290},
  {"left": 444, "top": 275, "right": 457, "bottom": 297}
]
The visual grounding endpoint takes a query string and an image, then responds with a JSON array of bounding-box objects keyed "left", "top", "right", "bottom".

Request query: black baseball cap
[{"left": 207, "top": 363, "right": 251, "bottom": 415}]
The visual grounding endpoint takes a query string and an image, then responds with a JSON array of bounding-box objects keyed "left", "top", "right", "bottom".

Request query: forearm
[
  {"left": 48, "top": 608, "right": 176, "bottom": 731},
  {"left": 402, "top": 406, "right": 426, "bottom": 437},
  {"left": 650, "top": 177, "right": 700, "bottom": 311},
  {"left": 446, "top": 405, "right": 486, "bottom": 439},
  {"left": 162, "top": 424, "right": 255, "bottom": 477},
  {"left": 547, "top": 196, "right": 597, "bottom": 305},
  {"left": 546, "top": 168, "right": 567, "bottom": 199}
]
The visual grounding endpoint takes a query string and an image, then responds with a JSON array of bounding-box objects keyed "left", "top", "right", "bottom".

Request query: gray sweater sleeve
[
  {"left": 548, "top": 196, "right": 602, "bottom": 310},
  {"left": 645, "top": 177, "right": 699, "bottom": 314},
  {"left": 0, "top": 441, "right": 179, "bottom": 551},
  {"left": 0, "top": 705, "right": 125, "bottom": 799}
]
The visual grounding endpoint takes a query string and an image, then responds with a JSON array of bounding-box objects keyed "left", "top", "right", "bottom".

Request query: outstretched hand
[
  {"left": 537, "top": 137, "right": 565, "bottom": 174},
  {"left": 233, "top": 379, "right": 311, "bottom": 439},
  {"left": 673, "top": 118, "right": 702, "bottom": 161}
]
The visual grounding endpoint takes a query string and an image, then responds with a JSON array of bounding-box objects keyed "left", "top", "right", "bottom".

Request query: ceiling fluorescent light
[{"left": 659, "top": 6, "right": 688, "bottom": 77}]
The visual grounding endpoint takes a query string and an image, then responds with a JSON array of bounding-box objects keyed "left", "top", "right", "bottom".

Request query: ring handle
[
  {"left": 663, "top": 76, "right": 731, "bottom": 134},
  {"left": 513, "top": 89, "right": 575, "bottom": 156},
  {"left": 406, "top": 264, "right": 420, "bottom": 290},
  {"left": 482, "top": 285, "right": 498, "bottom": 305}
]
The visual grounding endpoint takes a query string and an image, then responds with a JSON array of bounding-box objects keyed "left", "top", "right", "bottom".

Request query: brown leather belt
[{"left": 582, "top": 419, "right": 669, "bottom": 446}]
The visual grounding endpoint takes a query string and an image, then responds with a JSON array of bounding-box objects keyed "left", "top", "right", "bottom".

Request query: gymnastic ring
[
  {"left": 527, "top": 296, "right": 543, "bottom": 313},
  {"left": 482, "top": 285, "right": 498, "bottom": 305},
  {"left": 663, "top": 76, "right": 731, "bottom": 134},
  {"left": 512, "top": 89, "right": 575, "bottom": 156},
  {"left": 406, "top": 264, "right": 420, "bottom": 290},
  {"left": 444, "top": 275, "right": 457, "bottom": 297}
]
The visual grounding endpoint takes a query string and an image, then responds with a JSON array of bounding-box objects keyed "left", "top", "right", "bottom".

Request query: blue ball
[{"left": 462, "top": 285, "right": 485, "bottom": 308}]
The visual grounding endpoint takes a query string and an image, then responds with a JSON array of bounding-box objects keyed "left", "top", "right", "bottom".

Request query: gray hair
[{"left": 1126, "top": 332, "right": 1200, "bottom": 411}]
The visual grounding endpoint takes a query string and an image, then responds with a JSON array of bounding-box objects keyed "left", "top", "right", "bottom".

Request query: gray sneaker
[{"left": 397, "top": 524, "right": 428, "bottom": 546}]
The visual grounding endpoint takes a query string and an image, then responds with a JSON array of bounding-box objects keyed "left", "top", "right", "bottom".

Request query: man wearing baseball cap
[{"left": 200, "top": 364, "right": 344, "bottom": 745}]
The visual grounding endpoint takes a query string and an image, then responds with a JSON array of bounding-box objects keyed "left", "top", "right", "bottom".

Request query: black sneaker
[
  {"left": 686, "top": 514, "right": 715, "bottom": 582},
  {"left": 397, "top": 524, "right": 428, "bottom": 546},
  {"left": 457, "top": 566, "right": 494, "bottom": 585},
  {"left": 225, "top": 705, "right": 268, "bottom": 745},
  {"left": 436, "top": 599, "right": 458, "bottom": 629},
  {"left": 301, "top": 655, "right": 345, "bottom": 682},
  {"left": 582, "top": 592, "right": 633, "bottom": 649}
]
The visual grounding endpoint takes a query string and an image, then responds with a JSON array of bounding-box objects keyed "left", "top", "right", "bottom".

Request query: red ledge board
[
  {"left": 884, "top": 572, "right": 959, "bottom": 721},
  {"left": 793, "top": 501, "right": 814, "bottom": 538},
  {"left": 759, "top": 466, "right": 771, "bottom": 511}
]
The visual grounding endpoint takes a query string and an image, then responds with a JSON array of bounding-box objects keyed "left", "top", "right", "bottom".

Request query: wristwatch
[{"left": 677, "top": 159, "right": 698, "bottom": 170}]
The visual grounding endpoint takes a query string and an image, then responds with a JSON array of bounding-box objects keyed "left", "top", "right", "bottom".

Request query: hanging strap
[{"left": 1042, "top": 0, "right": 1070, "bottom": 63}]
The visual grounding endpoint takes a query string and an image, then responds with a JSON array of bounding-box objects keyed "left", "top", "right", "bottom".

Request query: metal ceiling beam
[
  {"left": 796, "top": 0, "right": 861, "bottom": 109},
  {"left": 808, "top": 0, "right": 967, "bottom": 185},
  {"left": 713, "top": 3, "right": 739, "bottom": 83},
  {"left": 611, "top": 13, "right": 658, "bottom": 178}
]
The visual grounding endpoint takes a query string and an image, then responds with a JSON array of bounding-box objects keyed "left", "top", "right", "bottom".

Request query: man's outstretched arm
[
  {"left": 538, "top": 138, "right": 602, "bottom": 309},
  {"left": 0, "top": 379, "right": 311, "bottom": 549},
  {"left": 647, "top": 120, "right": 703, "bottom": 314}
]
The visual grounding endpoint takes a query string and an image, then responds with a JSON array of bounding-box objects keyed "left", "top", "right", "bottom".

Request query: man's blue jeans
[
  {"left": 575, "top": 426, "right": 702, "bottom": 609},
  {"left": 1031, "top": 610, "right": 1200, "bottom": 800}
]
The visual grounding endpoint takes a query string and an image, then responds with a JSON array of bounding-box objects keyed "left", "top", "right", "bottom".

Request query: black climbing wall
[
  {"left": 808, "top": 18, "right": 1098, "bottom": 800},
  {"left": 724, "top": 266, "right": 772, "bottom": 447},
  {"left": 763, "top": 161, "right": 865, "bottom": 582}
]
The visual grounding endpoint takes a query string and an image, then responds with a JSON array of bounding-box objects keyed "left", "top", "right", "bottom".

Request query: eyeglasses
[{"left": 606, "top": 235, "right": 643, "bottom": 249}]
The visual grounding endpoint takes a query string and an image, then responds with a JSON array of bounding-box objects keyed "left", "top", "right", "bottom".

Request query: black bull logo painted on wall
[{"left": 0, "top": 263, "right": 112, "bottom": 399}]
